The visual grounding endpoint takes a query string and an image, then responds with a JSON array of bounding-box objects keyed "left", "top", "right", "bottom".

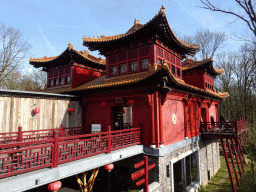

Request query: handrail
[
  {"left": 200, "top": 118, "right": 248, "bottom": 135},
  {"left": 0, "top": 127, "right": 141, "bottom": 179}
]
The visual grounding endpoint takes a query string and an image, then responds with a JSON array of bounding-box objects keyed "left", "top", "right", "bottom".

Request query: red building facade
[{"left": 29, "top": 5, "right": 229, "bottom": 191}]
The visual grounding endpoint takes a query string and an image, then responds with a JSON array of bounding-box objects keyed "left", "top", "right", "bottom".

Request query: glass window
[
  {"left": 110, "top": 66, "right": 117, "bottom": 75},
  {"left": 54, "top": 78, "right": 58, "bottom": 86},
  {"left": 157, "top": 59, "right": 162, "bottom": 65},
  {"left": 49, "top": 80, "right": 53, "bottom": 87},
  {"left": 130, "top": 61, "right": 138, "bottom": 71},
  {"left": 120, "top": 64, "right": 127, "bottom": 73},
  {"left": 60, "top": 77, "right": 65, "bottom": 85},
  {"left": 66, "top": 76, "right": 71, "bottom": 84},
  {"left": 141, "top": 58, "right": 149, "bottom": 69}
]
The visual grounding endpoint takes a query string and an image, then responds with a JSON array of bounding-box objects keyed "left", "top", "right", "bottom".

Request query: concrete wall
[{"left": 0, "top": 90, "right": 82, "bottom": 133}]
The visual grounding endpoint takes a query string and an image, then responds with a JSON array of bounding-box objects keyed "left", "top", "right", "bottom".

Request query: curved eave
[
  {"left": 83, "top": 12, "right": 199, "bottom": 56},
  {"left": 30, "top": 48, "right": 106, "bottom": 71},
  {"left": 183, "top": 59, "right": 224, "bottom": 77},
  {"left": 58, "top": 67, "right": 228, "bottom": 100}
]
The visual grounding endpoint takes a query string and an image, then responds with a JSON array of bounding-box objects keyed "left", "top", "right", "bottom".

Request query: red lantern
[
  {"left": 34, "top": 107, "right": 40, "bottom": 114},
  {"left": 127, "top": 100, "right": 135, "bottom": 106},
  {"left": 123, "top": 109, "right": 126, "bottom": 113},
  {"left": 47, "top": 181, "right": 62, "bottom": 192},
  {"left": 104, "top": 163, "right": 114, "bottom": 172},
  {"left": 68, "top": 108, "right": 75, "bottom": 113}
]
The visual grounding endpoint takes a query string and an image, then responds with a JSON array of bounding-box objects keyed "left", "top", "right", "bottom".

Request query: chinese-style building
[{"left": 0, "top": 5, "right": 248, "bottom": 192}]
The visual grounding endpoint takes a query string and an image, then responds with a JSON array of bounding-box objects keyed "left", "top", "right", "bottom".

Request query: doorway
[{"left": 112, "top": 106, "right": 133, "bottom": 130}]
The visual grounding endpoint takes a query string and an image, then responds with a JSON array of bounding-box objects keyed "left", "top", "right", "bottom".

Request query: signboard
[{"left": 91, "top": 124, "right": 101, "bottom": 133}]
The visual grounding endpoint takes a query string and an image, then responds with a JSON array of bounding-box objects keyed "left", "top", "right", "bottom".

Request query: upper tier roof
[
  {"left": 30, "top": 43, "right": 106, "bottom": 71},
  {"left": 182, "top": 57, "right": 225, "bottom": 77},
  {"left": 83, "top": 5, "right": 200, "bottom": 57},
  {"left": 48, "top": 61, "right": 228, "bottom": 100}
]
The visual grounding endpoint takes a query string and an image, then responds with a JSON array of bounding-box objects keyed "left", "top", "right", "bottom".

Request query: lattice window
[
  {"left": 65, "top": 67, "right": 71, "bottom": 74},
  {"left": 60, "top": 77, "right": 65, "bottom": 85},
  {"left": 66, "top": 76, "right": 71, "bottom": 84},
  {"left": 48, "top": 71, "right": 53, "bottom": 78},
  {"left": 141, "top": 58, "right": 149, "bottom": 69},
  {"left": 171, "top": 65, "right": 176, "bottom": 75},
  {"left": 110, "top": 66, "right": 117, "bottom": 75},
  {"left": 139, "top": 46, "right": 149, "bottom": 57},
  {"left": 118, "top": 52, "right": 127, "bottom": 62},
  {"left": 128, "top": 49, "right": 138, "bottom": 60},
  {"left": 54, "top": 78, "right": 59, "bottom": 86},
  {"left": 171, "top": 55, "right": 175, "bottom": 64},
  {"left": 109, "top": 54, "right": 117, "bottom": 64},
  {"left": 177, "top": 68, "right": 181, "bottom": 77},
  {"left": 175, "top": 58, "right": 181, "bottom": 67},
  {"left": 130, "top": 61, "right": 138, "bottom": 71},
  {"left": 157, "top": 47, "right": 163, "bottom": 58},
  {"left": 164, "top": 51, "right": 170, "bottom": 62},
  {"left": 59, "top": 68, "right": 65, "bottom": 76},
  {"left": 54, "top": 70, "right": 58, "bottom": 77},
  {"left": 119, "top": 64, "right": 127, "bottom": 73}
]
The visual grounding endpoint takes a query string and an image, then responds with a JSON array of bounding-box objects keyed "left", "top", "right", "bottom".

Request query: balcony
[
  {"left": 0, "top": 126, "right": 141, "bottom": 179},
  {"left": 200, "top": 118, "right": 249, "bottom": 137}
]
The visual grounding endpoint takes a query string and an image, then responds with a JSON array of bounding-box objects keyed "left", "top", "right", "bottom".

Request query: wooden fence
[{"left": 0, "top": 89, "right": 82, "bottom": 133}]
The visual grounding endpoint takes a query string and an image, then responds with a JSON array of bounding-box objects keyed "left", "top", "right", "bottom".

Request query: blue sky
[{"left": 0, "top": 0, "right": 250, "bottom": 73}]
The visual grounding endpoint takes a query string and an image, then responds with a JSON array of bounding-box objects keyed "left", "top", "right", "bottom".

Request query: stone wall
[{"left": 199, "top": 137, "right": 220, "bottom": 185}]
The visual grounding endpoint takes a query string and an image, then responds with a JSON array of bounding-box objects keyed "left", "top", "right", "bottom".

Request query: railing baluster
[
  {"left": 107, "top": 126, "right": 112, "bottom": 154},
  {"left": 52, "top": 131, "right": 59, "bottom": 168}
]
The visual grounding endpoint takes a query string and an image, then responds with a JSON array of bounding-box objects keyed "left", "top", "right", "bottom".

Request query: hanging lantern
[
  {"left": 123, "top": 109, "right": 126, "bottom": 113},
  {"left": 104, "top": 164, "right": 114, "bottom": 172},
  {"left": 34, "top": 107, "right": 40, "bottom": 114},
  {"left": 127, "top": 100, "right": 135, "bottom": 106},
  {"left": 47, "top": 181, "right": 62, "bottom": 192},
  {"left": 68, "top": 108, "right": 75, "bottom": 113}
]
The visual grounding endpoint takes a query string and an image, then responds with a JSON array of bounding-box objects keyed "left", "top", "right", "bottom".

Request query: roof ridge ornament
[
  {"left": 68, "top": 42, "right": 74, "bottom": 49},
  {"left": 134, "top": 18, "right": 140, "bottom": 25},
  {"left": 159, "top": 5, "right": 165, "bottom": 13}
]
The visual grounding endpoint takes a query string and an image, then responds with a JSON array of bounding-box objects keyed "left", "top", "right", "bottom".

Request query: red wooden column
[
  {"left": 158, "top": 93, "right": 164, "bottom": 146},
  {"left": 231, "top": 138, "right": 243, "bottom": 178},
  {"left": 183, "top": 99, "right": 188, "bottom": 138},
  {"left": 227, "top": 138, "right": 240, "bottom": 186},
  {"left": 144, "top": 156, "right": 149, "bottom": 192},
  {"left": 149, "top": 94, "right": 155, "bottom": 147},
  {"left": 236, "top": 138, "right": 246, "bottom": 165},
  {"left": 220, "top": 137, "right": 236, "bottom": 192},
  {"left": 154, "top": 91, "right": 160, "bottom": 148}
]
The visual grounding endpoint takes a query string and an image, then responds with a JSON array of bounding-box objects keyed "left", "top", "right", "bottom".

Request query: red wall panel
[
  {"left": 72, "top": 66, "right": 102, "bottom": 88},
  {"left": 161, "top": 98, "right": 185, "bottom": 145}
]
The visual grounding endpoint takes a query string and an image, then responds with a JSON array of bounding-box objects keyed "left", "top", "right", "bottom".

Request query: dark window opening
[
  {"left": 141, "top": 58, "right": 149, "bottom": 69},
  {"left": 110, "top": 66, "right": 117, "bottom": 75},
  {"left": 171, "top": 65, "right": 175, "bottom": 75},
  {"left": 177, "top": 68, "right": 181, "bottom": 77},
  {"left": 130, "top": 61, "right": 138, "bottom": 71},
  {"left": 120, "top": 64, "right": 127, "bottom": 73}
]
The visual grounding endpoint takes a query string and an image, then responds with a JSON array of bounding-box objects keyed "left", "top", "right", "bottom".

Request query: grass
[{"left": 200, "top": 153, "right": 256, "bottom": 192}]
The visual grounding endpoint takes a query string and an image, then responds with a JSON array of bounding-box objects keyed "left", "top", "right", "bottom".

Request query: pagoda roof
[
  {"left": 49, "top": 61, "right": 228, "bottom": 100},
  {"left": 30, "top": 43, "right": 106, "bottom": 71},
  {"left": 182, "top": 57, "right": 225, "bottom": 77},
  {"left": 83, "top": 6, "right": 200, "bottom": 57}
]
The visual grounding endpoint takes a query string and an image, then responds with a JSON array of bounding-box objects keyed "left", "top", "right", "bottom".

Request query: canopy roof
[
  {"left": 83, "top": 6, "right": 200, "bottom": 57},
  {"left": 30, "top": 43, "right": 106, "bottom": 71},
  {"left": 182, "top": 57, "right": 225, "bottom": 77},
  {"left": 49, "top": 61, "right": 228, "bottom": 100}
]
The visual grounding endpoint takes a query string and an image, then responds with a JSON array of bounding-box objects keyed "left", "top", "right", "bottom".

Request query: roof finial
[
  {"left": 134, "top": 18, "right": 140, "bottom": 25},
  {"left": 68, "top": 42, "right": 73, "bottom": 49},
  {"left": 160, "top": 5, "right": 165, "bottom": 13}
]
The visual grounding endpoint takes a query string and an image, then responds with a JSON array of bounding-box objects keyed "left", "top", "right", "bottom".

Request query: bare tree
[
  {"left": 0, "top": 21, "right": 31, "bottom": 88},
  {"left": 199, "top": 0, "right": 256, "bottom": 38},
  {"left": 182, "top": 29, "right": 226, "bottom": 60}
]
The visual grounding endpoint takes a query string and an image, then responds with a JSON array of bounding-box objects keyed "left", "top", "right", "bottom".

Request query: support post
[
  {"left": 227, "top": 138, "right": 240, "bottom": 186},
  {"left": 236, "top": 138, "right": 246, "bottom": 165},
  {"left": 231, "top": 138, "right": 243, "bottom": 178},
  {"left": 61, "top": 124, "right": 64, "bottom": 137},
  {"left": 235, "top": 138, "right": 244, "bottom": 171},
  {"left": 220, "top": 138, "right": 236, "bottom": 192},
  {"left": 144, "top": 156, "right": 149, "bottom": 192},
  {"left": 52, "top": 131, "right": 59, "bottom": 168},
  {"left": 18, "top": 126, "right": 22, "bottom": 142},
  {"left": 107, "top": 126, "right": 112, "bottom": 154}
]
